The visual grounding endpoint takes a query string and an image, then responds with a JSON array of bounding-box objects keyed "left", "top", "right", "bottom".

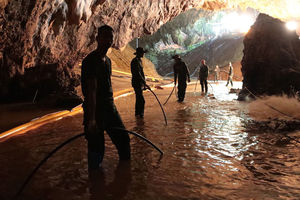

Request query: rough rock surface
[
  {"left": 0, "top": 0, "right": 214, "bottom": 101},
  {"left": 0, "top": 0, "right": 300, "bottom": 101},
  {"left": 238, "top": 13, "right": 300, "bottom": 100}
]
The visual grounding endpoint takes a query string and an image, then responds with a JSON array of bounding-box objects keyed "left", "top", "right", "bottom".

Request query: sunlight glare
[
  {"left": 221, "top": 12, "right": 255, "bottom": 34},
  {"left": 286, "top": 21, "right": 298, "bottom": 31}
]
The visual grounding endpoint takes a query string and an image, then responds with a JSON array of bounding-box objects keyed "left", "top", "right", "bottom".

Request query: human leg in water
[{"left": 86, "top": 127, "right": 105, "bottom": 170}]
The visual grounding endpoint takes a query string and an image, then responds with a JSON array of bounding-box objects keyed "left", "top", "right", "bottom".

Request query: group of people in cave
[{"left": 81, "top": 24, "right": 234, "bottom": 169}]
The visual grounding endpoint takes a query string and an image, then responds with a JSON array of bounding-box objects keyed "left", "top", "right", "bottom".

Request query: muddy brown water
[{"left": 0, "top": 82, "right": 299, "bottom": 200}]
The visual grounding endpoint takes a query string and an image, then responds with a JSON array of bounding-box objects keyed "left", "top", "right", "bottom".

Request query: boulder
[{"left": 239, "top": 13, "right": 300, "bottom": 100}]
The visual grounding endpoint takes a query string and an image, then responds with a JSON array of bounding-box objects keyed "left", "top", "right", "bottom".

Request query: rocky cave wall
[
  {"left": 238, "top": 13, "right": 300, "bottom": 100},
  {"left": 0, "top": 0, "right": 300, "bottom": 102},
  {"left": 1, "top": 0, "right": 228, "bottom": 102}
]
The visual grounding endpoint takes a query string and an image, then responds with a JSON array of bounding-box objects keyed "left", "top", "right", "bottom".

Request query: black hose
[
  {"left": 147, "top": 87, "right": 168, "bottom": 125},
  {"left": 112, "top": 127, "right": 164, "bottom": 155},
  {"left": 137, "top": 72, "right": 168, "bottom": 125},
  {"left": 15, "top": 128, "right": 163, "bottom": 199},
  {"left": 163, "top": 84, "right": 176, "bottom": 105},
  {"left": 15, "top": 133, "right": 85, "bottom": 199}
]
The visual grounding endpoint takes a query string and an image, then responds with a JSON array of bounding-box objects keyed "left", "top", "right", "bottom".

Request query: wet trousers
[
  {"left": 133, "top": 86, "right": 145, "bottom": 116},
  {"left": 85, "top": 102, "right": 131, "bottom": 169},
  {"left": 200, "top": 77, "right": 208, "bottom": 93},
  {"left": 177, "top": 82, "right": 187, "bottom": 101},
  {"left": 226, "top": 76, "right": 233, "bottom": 87}
]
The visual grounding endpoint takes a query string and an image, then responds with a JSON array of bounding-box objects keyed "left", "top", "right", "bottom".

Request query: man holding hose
[
  {"left": 81, "top": 25, "right": 131, "bottom": 169},
  {"left": 131, "top": 47, "right": 150, "bottom": 118}
]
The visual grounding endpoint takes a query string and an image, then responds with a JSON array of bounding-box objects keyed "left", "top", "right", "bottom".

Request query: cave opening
[{"left": 131, "top": 7, "right": 258, "bottom": 79}]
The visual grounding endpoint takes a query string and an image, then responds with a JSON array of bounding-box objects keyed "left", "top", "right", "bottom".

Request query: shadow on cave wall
[{"left": 0, "top": 63, "right": 82, "bottom": 108}]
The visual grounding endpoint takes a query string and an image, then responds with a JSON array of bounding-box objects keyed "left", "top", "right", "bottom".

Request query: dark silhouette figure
[
  {"left": 226, "top": 62, "right": 234, "bottom": 87},
  {"left": 199, "top": 59, "right": 209, "bottom": 94},
  {"left": 172, "top": 55, "right": 191, "bottom": 102},
  {"left": 81, "top": 25, "right": 131, "bottom": 169},
  {"left": 131, "top": 47, "right": 149, "bottom": 118}
]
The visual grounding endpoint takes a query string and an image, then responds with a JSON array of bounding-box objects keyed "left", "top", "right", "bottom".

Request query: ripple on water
[{"left": 1, "top": 83, "right": 300, "bottom": 200}]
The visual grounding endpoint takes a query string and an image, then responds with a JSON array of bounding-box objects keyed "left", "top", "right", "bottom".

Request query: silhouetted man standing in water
[
  {"left": 131, "top": 47, "right": 149, "bottom": 118},
  {"left": 214, "top": 65, "right": 220, "bottom": 83},
  {"left": 81, "top": 25, "right": 131, "bottom": 169},
  {"left": 173, "top": 55, "right": 190, "bottom": 102},
  {"left": 226, "top": 62, "right": 234, "bottom": 87},
  {"left": 199, "top": 59, "right": 208, "bottom": 94}
]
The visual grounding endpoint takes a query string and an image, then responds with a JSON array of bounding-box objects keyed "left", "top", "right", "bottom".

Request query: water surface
[{"left": 1, "top": 81, "right": 299, "bottom": 200}]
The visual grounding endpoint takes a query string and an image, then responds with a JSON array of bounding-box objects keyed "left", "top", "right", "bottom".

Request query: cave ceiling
[{"left": 0, "top": 0, "right": 300, "bottom": 77}]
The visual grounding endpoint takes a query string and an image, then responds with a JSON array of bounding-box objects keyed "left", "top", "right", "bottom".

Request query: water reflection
[
  {"left": 173, "top": 107, "right": 193, "bottom": 137},
  {"left": 132, "top": 117, "right": 145, "bottom": 134},
  {"left": 1, "top": 82, "right": 300, "bottom": 199},
  {"left": 88, "top": 161, "right": 131, "bottom": 200}
]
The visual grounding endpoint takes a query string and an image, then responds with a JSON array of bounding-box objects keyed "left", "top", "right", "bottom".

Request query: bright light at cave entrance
[
  {"left": 285, "top": 21, "right": 298, "bottom": 31},
  {"left": 286, "top": 0, "right": 300, "bottom": 19},
  {"left": 238, "top": 15, "right": 255, "bottom": 33},
  {"left": 221, "top": 12, "right": 255, "bottom": 34}
]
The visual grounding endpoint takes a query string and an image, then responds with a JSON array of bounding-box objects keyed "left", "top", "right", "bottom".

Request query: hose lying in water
[
  {"left": 138, "top": 71, "right": 168, "bottom": 125},
  {"left": 163, "top": 84, "right": 176, "bottom": 105},
  {"left": 15, "top": 128, "right": 163, "bottom": 199},
  {"left": 112, "top": 127, "right": 164, "bottom": 155},
  {"left": 146, "top": 85, "right": 168, "bottom": 125}
]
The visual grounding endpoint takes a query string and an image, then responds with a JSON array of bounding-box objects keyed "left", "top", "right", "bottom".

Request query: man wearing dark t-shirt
[
  {"left": 172, "top": 55, "right": 190, "bottom": 102},
  {"left": 81, "top": 25, "right": 130, "bottom": 169}
]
